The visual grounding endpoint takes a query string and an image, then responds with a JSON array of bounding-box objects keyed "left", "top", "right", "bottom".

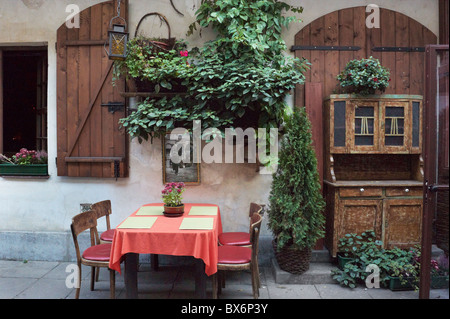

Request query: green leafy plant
[
  {"left": 162, "top": 182, "right": 185, "bottom": 207},
  {"left": 267, "top": 107, "right": 325, "bottom": 251},
  {"left": 119, "top": 0, "right": 309, "bottom": 143},
  {"left": 113, "top": 37, "right": 192, "bottom": 91},
  {"left": 337, "top": 56, "right": 390, "bottom": 95},
  {"left": 0, "top": 148, "right": 48, "bottom": 165}
]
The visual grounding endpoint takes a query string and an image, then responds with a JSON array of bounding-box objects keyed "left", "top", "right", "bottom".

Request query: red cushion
[
  {"left": 218, "top": 246, "right": 251, "bottom": 264},
  {"left": 218, "top": 232, "right": 251, "bottom": 246},
  {"left": 82, "top": 244, "right": 112, "bottom": 262},
  {"left": 100, "top": 229, "right": 115, "bottom": 242}
]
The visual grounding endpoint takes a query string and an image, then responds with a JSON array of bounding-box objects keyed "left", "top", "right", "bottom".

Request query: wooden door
[
  {"left": 294, "top": 7, "right": 437, "bottom": 102},
  {"left": 57, "top": 0, "right": 128, "bottom": 178},
  {"left": 421, "top": 45, "right": 449, "bottom": 298},
  {"left": 383, "top": 198, "right": 422, "bottom": 249}
]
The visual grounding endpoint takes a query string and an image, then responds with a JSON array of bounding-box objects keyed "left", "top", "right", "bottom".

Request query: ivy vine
[{"left": 120, "top": 0, "right": 309, "bottom": 142}]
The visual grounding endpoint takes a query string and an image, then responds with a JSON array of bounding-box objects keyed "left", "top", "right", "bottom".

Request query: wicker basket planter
[{"left": 272, "top": 240, "right": 311, "bottom": 274}]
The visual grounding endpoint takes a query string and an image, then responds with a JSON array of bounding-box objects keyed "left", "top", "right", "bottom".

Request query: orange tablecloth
[{"left": 109, "top": 203, "right": 222, "bottom": 276}]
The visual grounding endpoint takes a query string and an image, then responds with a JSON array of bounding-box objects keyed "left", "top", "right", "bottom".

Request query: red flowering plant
[
  {"left": 0, "top": 148, "right": 48, "bottom": 165},
  {"left": 337, "top": 56, "right": 390, "bottom": 95},
  {"left": 162, "top": 182, "right": 186, "bottom": 207}
]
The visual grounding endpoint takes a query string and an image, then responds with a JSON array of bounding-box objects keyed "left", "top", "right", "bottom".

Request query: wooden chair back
[
  {"left": 249, "top": 213, "right": 263, "bottom": 260},
  {"left": 70, "top": 210, "right": 98, "bottom": 261},
  {"left": 248, "top": 202, "right": 263, "bottom": 217},
  {"left": 91, "top": 200, "right": 112, "bottom": 230}
]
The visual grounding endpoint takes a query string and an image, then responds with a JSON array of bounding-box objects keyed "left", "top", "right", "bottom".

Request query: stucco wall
[{"left": 0, "top": 0, "right": 439, "bottom": 261}]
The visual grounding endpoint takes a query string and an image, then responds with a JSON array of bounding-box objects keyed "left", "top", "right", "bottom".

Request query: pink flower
[{"left": 179, "top": 50, "right": 188, "bottom": 57}]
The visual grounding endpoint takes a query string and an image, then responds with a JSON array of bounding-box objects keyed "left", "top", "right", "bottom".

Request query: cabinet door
[
  {"left": 330, "top": 100, "right": 348, "bottom": 153},
  {"left": 336, "top": 199, "right": 383, "bottom": 244},
  {"left": 384, "top": 198, "right": 422, "bottom": 249},
  {"left": 349, "top": 101, "right": 380, "bottom": 153},
  {"left": 381, "top": 101, "right": 410, "bottom": 153}
]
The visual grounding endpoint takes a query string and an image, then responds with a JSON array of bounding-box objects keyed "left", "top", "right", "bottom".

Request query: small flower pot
[
  {"left": 164, "top": 204, "right": 185, "bottom": 217},
  {"left": 337, "top": 254, "right": 355, "bottom": 270}
]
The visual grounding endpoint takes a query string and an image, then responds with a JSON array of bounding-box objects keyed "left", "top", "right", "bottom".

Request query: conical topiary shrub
[{"left": 267, "top": 107, "right": 325, "bottom": 274}]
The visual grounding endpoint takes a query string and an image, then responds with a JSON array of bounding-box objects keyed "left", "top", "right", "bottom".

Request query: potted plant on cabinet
[
  {"left": 162, "top": 182, "right": 186, "bottom": 216},
  {"left": 267, "top": 107, "right": 326, "bottom": 274},
  {"left": 336, "top": 56, "right": 390, "bottom": 95},
  {"left": 0, "top": 148, "right": 48, "bottom": 176}
]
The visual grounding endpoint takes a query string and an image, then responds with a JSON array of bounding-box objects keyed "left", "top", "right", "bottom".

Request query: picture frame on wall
[{"left": 162, "top": 132, "right": 201, "bottom": 185}]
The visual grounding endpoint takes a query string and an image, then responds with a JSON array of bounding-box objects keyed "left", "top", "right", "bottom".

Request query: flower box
[
  {"left": 388, "top": 275, "right": 449, "bottom": 291},
  {"left": 337, "top": 254, "right": 354, "bottom": 270},
  {"left": 0, "top": 164, "right": 48, "bottom": 176}
]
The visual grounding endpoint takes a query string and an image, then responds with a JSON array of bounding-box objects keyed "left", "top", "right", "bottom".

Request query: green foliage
[
  {"left": 337, "top": 56, "right": 390, "bottom": 95},
  {"left": 267, "top": 107, "right": 325, "bottom": 251},
  {"left": 332, "top": 230, "right": 421, "bottom": 289},
  {"left": 119, "top": 0, "right": 309, "bottom": 142},
  {"left": 113, "top": 37, "right": 192, "bottom": 90}
]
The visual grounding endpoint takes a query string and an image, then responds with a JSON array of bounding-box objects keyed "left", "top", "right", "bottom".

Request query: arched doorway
[{"left": 294, "top": 6, "right": 437, "bottom": 103}]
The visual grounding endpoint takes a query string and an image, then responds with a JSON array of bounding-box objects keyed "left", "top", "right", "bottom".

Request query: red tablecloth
[{"left": 109, "top": 203, "right": 222, "bottom": 276}]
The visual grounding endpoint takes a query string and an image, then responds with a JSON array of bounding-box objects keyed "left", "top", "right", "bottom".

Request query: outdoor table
[{"left": 109, "top": 203, "right": 222, "bottom": 299}]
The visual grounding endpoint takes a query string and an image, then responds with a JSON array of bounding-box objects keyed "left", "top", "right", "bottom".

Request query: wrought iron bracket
[{"left": 101, "top": 102, "right": 125, "bottom": 114}]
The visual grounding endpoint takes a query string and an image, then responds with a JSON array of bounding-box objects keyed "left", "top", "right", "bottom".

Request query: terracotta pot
[{"left": 164, "top": 204, "right": 185, "bottom": 215}]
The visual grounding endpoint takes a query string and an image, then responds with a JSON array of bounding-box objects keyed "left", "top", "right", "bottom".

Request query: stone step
[{"left": 271, "top": 258, "right": 337, "bottom": 285}]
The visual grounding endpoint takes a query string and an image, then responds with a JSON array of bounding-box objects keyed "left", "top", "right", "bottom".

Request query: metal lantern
[
  {"left": 108, "top": 23, "right": 128, "bottom": 60},
  {"left": 107, "top": 0, "right": 128, "bottom": 60}
]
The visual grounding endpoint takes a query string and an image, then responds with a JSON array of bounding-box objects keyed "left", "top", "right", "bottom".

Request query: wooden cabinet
[{"left": 324, "top": 95, "right": 424, "bottom": 257}]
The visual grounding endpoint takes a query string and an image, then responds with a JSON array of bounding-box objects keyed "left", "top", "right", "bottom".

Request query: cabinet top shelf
[{"left": 324, "top": 179, "right": 423, "bottom": 187}]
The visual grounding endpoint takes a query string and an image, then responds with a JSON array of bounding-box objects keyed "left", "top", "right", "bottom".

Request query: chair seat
[
  {"left": 218, "top": 246, "right": 251, "bottom": 264},
  {"left": 100, "top": 229, "right": 115, "bottom": 242},
  {"left": 82, "top": 243, "right": 112, "bottom": 262},
  {"left": 218, "top": 232, "right": 251, "bottom": 246}
]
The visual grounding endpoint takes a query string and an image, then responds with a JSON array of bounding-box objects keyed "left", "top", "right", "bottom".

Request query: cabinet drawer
[
  {"left": 386, "top": 187, "right": 422, "bottom": 197},
  {"left": 339, "top": 187, "right": 383, "bottom": 197}
]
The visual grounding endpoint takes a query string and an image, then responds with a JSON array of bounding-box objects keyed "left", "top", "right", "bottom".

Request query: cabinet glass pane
[
  {"left": 334, "top": 101, "right": 346, "bottom": 147},
  {"left": 355, "top": 106, "right": 374, "bottom": 146},
  {"left": 412, "top": 102, "right": 420, "bottom": 147},
  {"left": 385, "top": 107, "right": 404, "bottom": 146}
]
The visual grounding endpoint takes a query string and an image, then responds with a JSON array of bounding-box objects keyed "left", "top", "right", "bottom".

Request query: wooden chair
[
  {"left": 218, "top": 203, "right": 263, "bottom": 247},
  {"left": 70, "top": 210, "right": 116, "bottom": 299},
  {"left": 91, "top": 200, "right": 115, "bottom": 244},
  {"left": 212, "top": 213, "right": 263, "bottom": 299}
]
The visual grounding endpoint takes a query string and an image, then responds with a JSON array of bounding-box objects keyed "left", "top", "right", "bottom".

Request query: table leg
[
  {"left": 124, "top": 253, "right": 139, "bottom": 299},
  {"left": 194, "top": 258, "right": 207, "bottom": 299}
]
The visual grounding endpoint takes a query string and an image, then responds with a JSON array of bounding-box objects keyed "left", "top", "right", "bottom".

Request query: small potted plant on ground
[
  {"left": 267, "top": 107, "right": 325, "bottom": 274},
  {"left": 336, "top": 56, "right": 391, "bottom": 95},
  {"left": 0, "top": 148, "right": 48, "bottom": 176},
  {"left": 162, "top": 182, "right": 186, "bottom": 216}
]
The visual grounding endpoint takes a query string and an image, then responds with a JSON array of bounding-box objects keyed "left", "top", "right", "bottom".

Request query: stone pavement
[{"left": 0, "top": 259, "right": 448, "bottom": 300}]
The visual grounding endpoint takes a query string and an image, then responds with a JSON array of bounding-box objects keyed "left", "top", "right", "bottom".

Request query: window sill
[{"left": 0, "top": 175, "right": 50, "bottom": 180}]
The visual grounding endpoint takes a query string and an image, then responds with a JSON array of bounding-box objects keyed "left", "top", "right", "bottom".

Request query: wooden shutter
[{"left": 57, "top": 0, "right": 128, "bottom": 178}]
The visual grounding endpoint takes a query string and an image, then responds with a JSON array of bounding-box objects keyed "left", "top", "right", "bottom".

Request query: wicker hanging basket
[
  {"left": 134, "top": 12, "right": 176, "bottom": 53},
  {"left": 272, "top": 240, "right": 311, "bottom": 274}
]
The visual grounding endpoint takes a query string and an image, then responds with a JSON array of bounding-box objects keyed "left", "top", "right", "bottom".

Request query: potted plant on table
[
  {"left": 267, "top": 108, "right": 326, "bottom": 274},
  {"left": 0, "top": 148, "right": 48, "bottom": 176},
  {"left": 336, "top": 56, "right": 390, "bottom": 95},
  {"left": 162, "top": 182, "right": 186, "bottom": 216}
]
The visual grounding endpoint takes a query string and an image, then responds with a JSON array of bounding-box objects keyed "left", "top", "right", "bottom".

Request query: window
[{"left": 0, "top": 48, "right": 48, "bottom": 156}]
